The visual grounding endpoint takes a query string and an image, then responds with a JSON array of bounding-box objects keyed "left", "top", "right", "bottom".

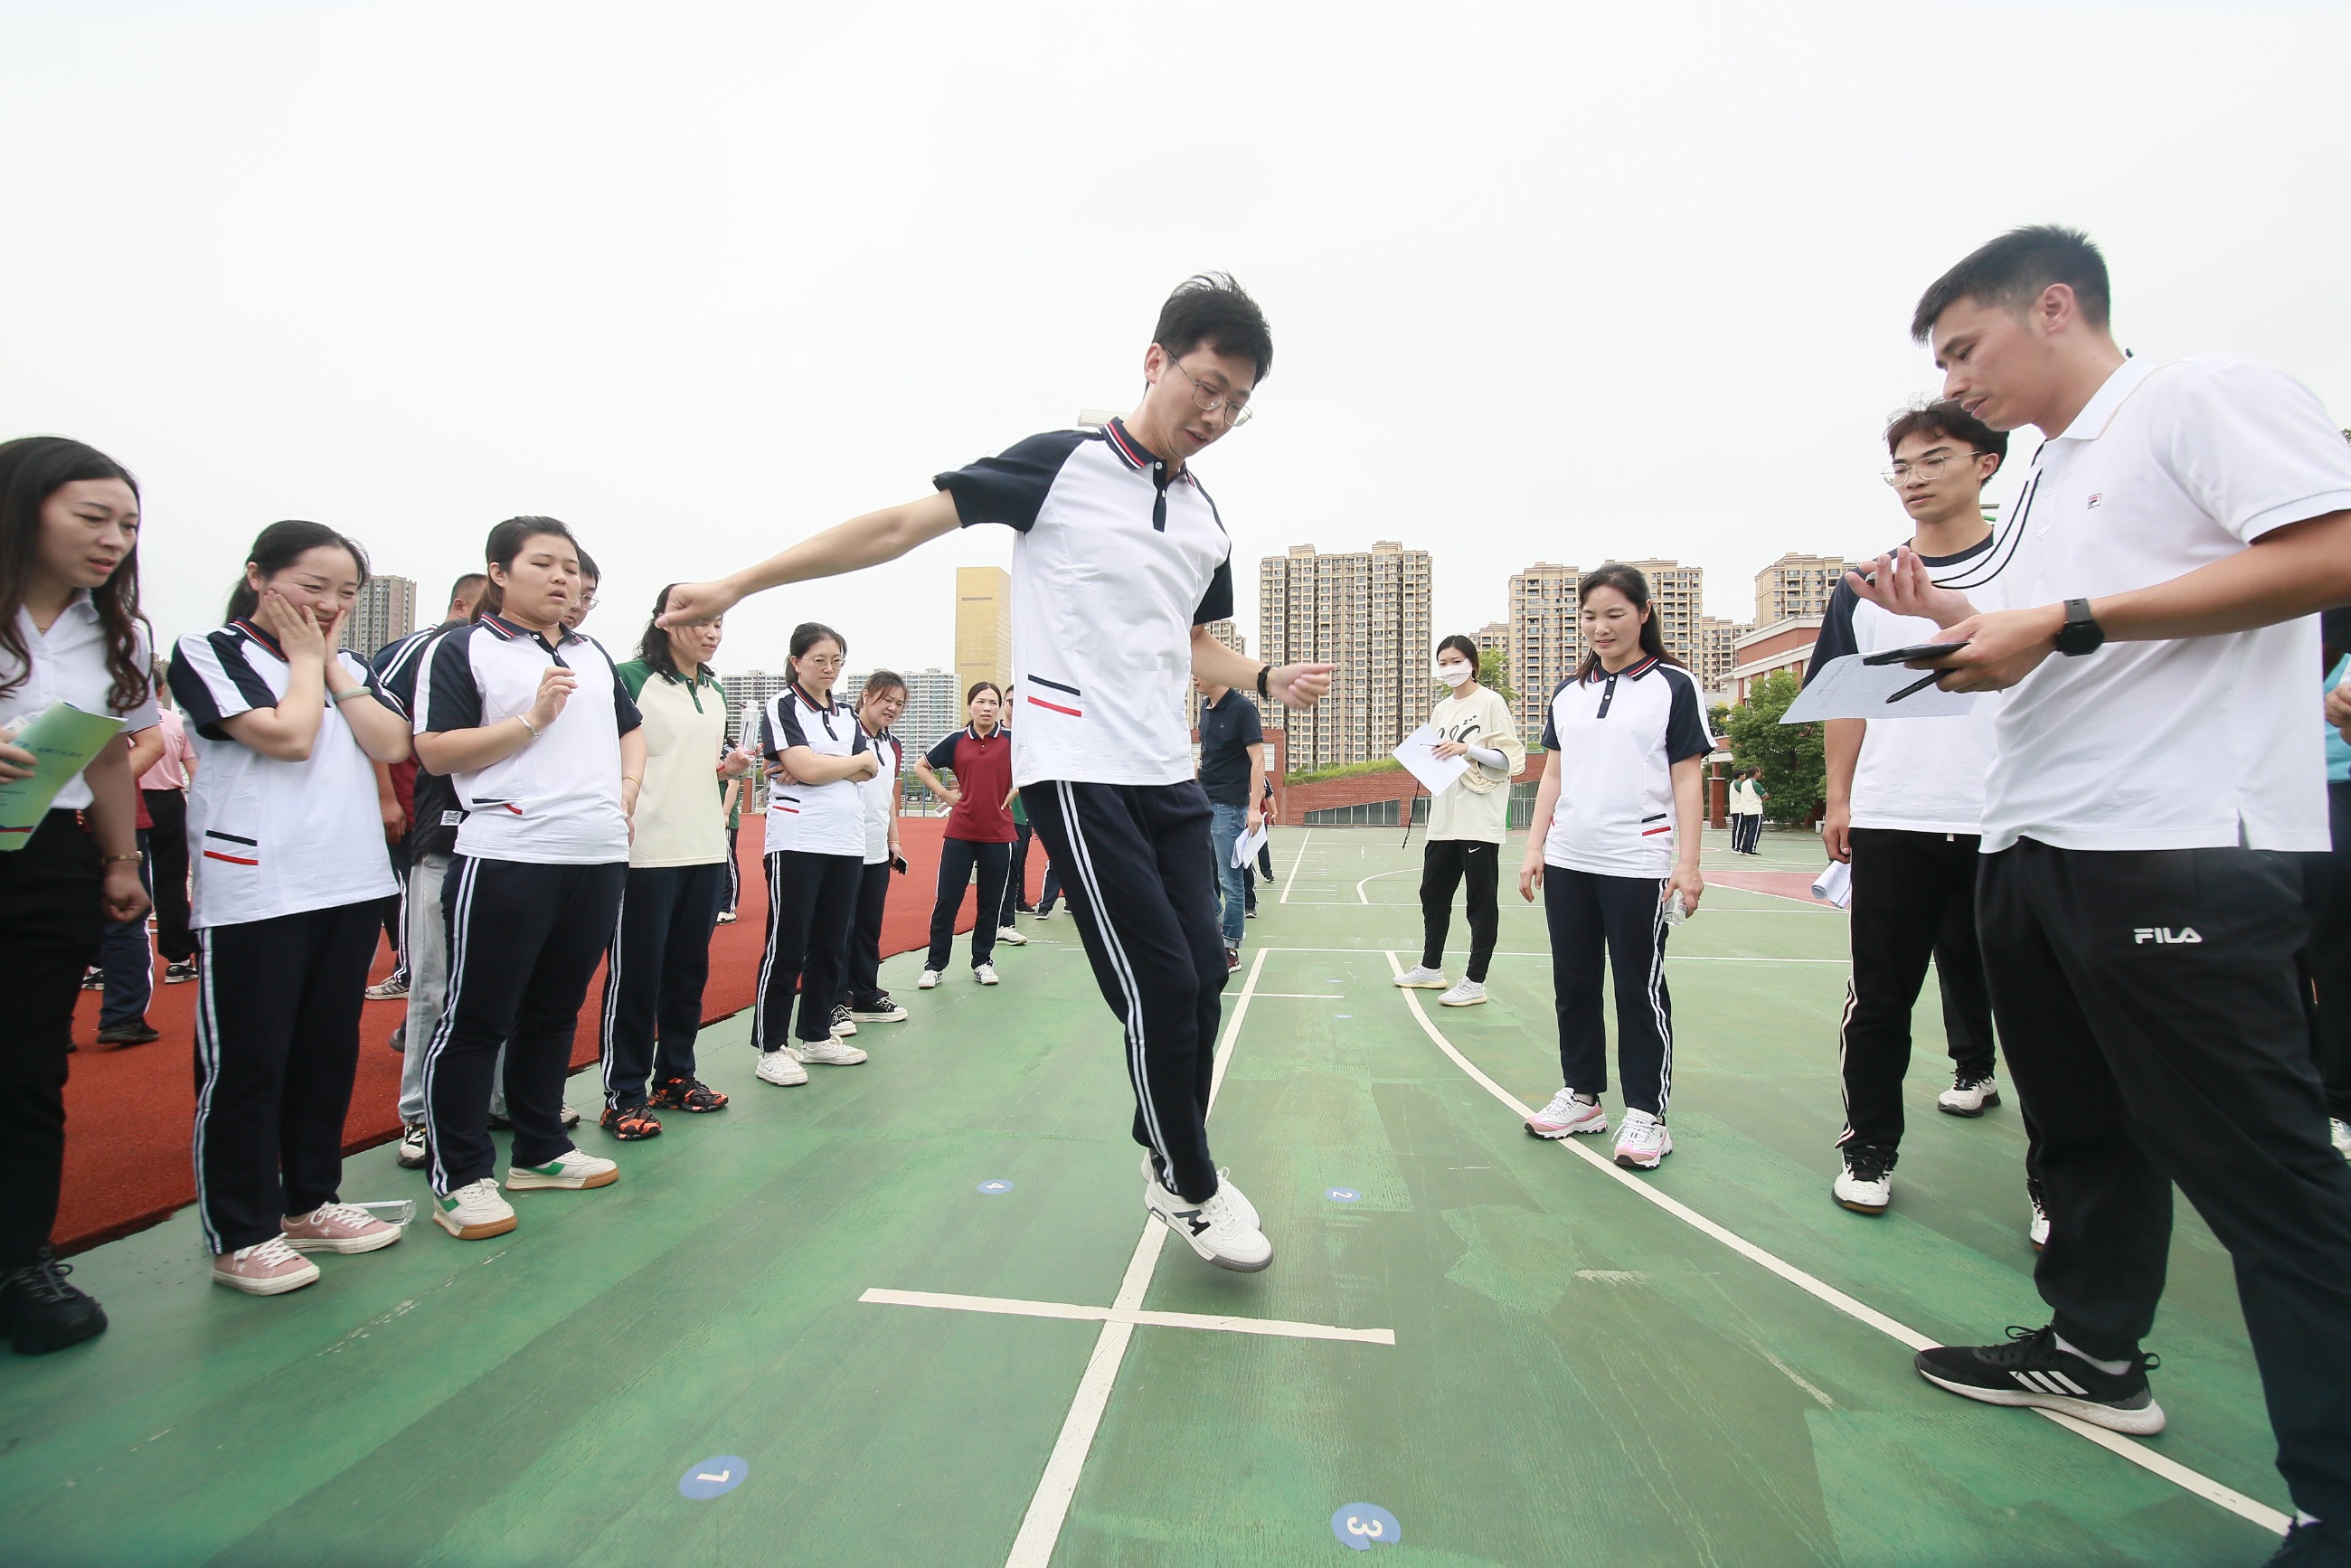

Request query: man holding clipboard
[{"left": 1866, "top": 226, "right": 2351, "bottom": 1562}]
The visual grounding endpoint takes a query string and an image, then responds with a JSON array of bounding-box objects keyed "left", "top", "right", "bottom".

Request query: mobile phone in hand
[
  {"left": 1862, "top": 641, "right": 1969, "bottom": 666},
  {"left": 891, "top": 855, "right": 909, "bottom": 874}
]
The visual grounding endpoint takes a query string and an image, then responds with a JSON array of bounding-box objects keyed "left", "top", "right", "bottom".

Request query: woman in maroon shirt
[{"left": 913, "top": 682, "right": 1015, "bottom": 988}]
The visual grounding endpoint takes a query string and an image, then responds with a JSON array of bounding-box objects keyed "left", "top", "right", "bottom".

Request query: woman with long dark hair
[
  {"left": 751, "top": 621, "right": 875, "bottom": 1084},
  {"left": 1519, "top": 563, "right": 1712, "bottom": 1172},
  {"left": 414, "top": 517, "right": 643, "bottom": 1239},
  {"left": 1393, "top": 633, "right": 1525, "bottom": 1006},
  {"left": 913, "top": 681, "right": 1016, "bottom": 988},
  {"left": 836, "top": 670, "right": 910, "bottom": 1036},
  {"left": 0, "top": 437, "right": 154, "bottom": 1351},
  {"left": 172, "top": 520, "right": 415, "bottom": 1292},
  {"left": 595, "top": 585, "right": 756, "bottom": 1138}
]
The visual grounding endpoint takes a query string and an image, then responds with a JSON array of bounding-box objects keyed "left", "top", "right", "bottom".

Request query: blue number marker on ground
[
  {"left": 977, "top": 1179, "right": 1015, "bottom": 1195},
  {"left": 678, "top": 1456, "right": 749, "bottom": 1499},
  {"left": 1332, "top": 1502, "right": 1401, "bottom": 1549},
  {"left": 1326, "top": 1187, "right": 1361, "bottom": 1204}
]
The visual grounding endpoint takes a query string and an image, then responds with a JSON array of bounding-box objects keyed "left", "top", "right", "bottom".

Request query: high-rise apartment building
[
  {"left": 897, "top": 667, "right": 963, "bottom": 753},
  {"left": 1257, "top": 541, "right": 1432, "bottom": 770},
  {"left": 1203, "top": 619, "right": 1245, "bottom": 656},
  {"left": 340, "top": 574, "right": 415, "bottom": 659},
  {"left": 719, "top": 669, "right": 795, "bottom": 744},
  {"left": 1476, "top": 620, "right": 1510, "bottom": 656},
  {"left": 1694, "top": 615, "right": 1750, "bottom": 695},
  {"left": 1754, "top": 553, "right": 1856, "bottom": 627},
  {"left": 955, "top": 566, "right": 1013, "bottom": 699},
  {"left": 1506, "top": 562, "right": 1581, "bottom": 744},
  {"left": 1622, "top": 559, "right": 1704, "bottom": 669}
]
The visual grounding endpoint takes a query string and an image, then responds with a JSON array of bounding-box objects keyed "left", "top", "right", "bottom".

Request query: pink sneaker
[
  {"left": 212, "top": 1235, "right": 321, "bottom": 1295},
  {"left": 1525, "top": 1088, "right": 1608, "bottom": 1139},
  {"left": 282, "top": 1202, "right": 403, "bottom": 1255}
]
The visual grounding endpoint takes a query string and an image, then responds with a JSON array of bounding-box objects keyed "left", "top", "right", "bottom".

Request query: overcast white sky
[{"left": 8, "top": 1, "right": 2348, "bottom": 675}]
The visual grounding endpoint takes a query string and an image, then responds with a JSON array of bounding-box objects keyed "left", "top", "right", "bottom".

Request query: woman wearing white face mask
[{"left": 1393, "top": 635, "right": 1525, "bottom": 1006}]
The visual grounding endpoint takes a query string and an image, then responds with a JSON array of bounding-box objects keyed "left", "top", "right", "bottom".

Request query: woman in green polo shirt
[{"left": 598, "top": 584, "right": 758, "bottom": 1138}]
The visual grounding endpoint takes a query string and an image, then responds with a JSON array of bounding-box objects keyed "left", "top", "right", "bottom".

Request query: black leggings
[
  {"left": 927, "top": 836, "right": 1010, "bottom": 971},
  {"left": 1544, "top": 864, "right": 1674, "bottom": 1118},
  {"left": 1420, "top": 838, "right": 1501, "bottom": 982},
  {"left": 840, "top": 858, "right": 893, "bottom": 1010},
  {"left": 753, "top": 849, "right": 862, "bottom": 1050},
  {"left": 0, "top": 812, "right": 101, "bottom": 1271}
]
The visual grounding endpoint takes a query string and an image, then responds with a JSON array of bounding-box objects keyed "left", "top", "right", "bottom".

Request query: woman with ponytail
[{"left": 1518, "top": 563, "right": 1712, "bottom": 1173}]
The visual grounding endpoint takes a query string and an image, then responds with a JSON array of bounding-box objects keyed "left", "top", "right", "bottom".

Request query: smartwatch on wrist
[{"left": 2054, "top": 598, "right": 2105, "bottom": 657}]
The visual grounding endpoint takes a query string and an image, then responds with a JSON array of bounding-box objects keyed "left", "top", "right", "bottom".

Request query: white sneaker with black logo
[
  {"left": 918, "top": 969, "right": 941, "bottom": 990},
  {"left": 1140, "top": 1155, "right": 1259, "bottom": 1231},
  {"left": 974, "top": 963, "right": 999, "bottom": 986},
  {"left": 996, "top": 926, "right": 1028, "bottom": 946},
  {"left": 1612, "top": 1109, "right": 1673, "bottom": 1170},
  {"left": 1938, "top": 1072, "right": 2001, "bottom": 1117},
  {"left": 1145, "top": 1176, "right": 1273, "bottom": 1272}
]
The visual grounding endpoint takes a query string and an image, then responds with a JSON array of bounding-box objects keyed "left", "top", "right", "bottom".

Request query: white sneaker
[
  {"left": 1146, "top": 1176, "right": 1273, "bottom": 1272},
  {"left": 432, "top": 1178, "right": 516, "bottom": 1240},
  {"left": 2028, "top": 1191, "right": 2051, "bottom": 1252},
  {"left": 2332, "top": 1118, "right": 2351, "bottom": 1161},
  {"left": 1938, "top": 1072, "right": 2001, "bottom": 1118},
  {"left": 996, "top": 926, "right": 1028, "bottom": 946},
  {"left": 1832, "top": 1151, "right": 1893, "bottom": 1214},
  {"left": 974, "top": 963, "right": 999, "bottom": 986},
  {"left": 212, "top": 1234, "right": 321, "bottom": 1294},
  {"left": 1612, "top": 1109, "right": 1673, "bottom": 1170},
  {"left": 1438, "top": 979, "right": 1487, "bottom": 1007},
  {"left": 830, "top": 1004, "right": 857, "bottom": 1036},
  {"left": 918, "top": 969, "right": 941, "bottom": 990},
  {"left": 791, "top": 1035, "right": 868, "bottom": 1066},
  {"left": 755, "top": 1050, "right": 809, "bottom": 1087},
  {"left": 1525, "top": 1088, "right": 1606, "bottom": 1139},
  {"left": 507, "top": 1148, "right": 619, "bottom": 1190},
  {"left": 1140, "top": 1155, "right": 1260, "bottom": 1231},
  {"left": 1393, "top": 965, "right": 1447, "bottom": 989}
]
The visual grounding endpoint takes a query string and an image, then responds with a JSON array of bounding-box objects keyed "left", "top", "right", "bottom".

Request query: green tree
[
  {"left": 1478, "top": 647, "right": 1515, "bottom": 706},
  {"left": 1715, "top": 669, "right": 1825, "bottom": 825}
]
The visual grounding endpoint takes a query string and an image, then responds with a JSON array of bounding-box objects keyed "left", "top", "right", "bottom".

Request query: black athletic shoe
[
  {"left": 0, "top": 1248, "right": 109, "bottom": 1355},
  {"left": 96, "top": 1021, "right": 161, "bottom": 1047},
  {"left": 1914, "top": 1324, "right": 2165, "bottom": 1434},
  {"left": 2268, "top": 1519, "right": 2351, "bottom": 1565}
]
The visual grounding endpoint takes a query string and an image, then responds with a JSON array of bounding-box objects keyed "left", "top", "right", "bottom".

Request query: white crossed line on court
[{"left": 856, "top": 1287, "right": 1393, "bottom": 1346}]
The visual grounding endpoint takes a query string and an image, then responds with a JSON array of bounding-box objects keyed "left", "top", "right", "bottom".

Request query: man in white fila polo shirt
[
  {"left": 1865, "top": 226, "right": 2351, "bottom": 1563},
  {"left": 660, "top": 275, "right": 1334, "bottom": 1273}
]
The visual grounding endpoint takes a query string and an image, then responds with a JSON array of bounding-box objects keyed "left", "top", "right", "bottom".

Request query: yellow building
[{"left": 954, "top": 566, "right": 1013, "bottom": 700}]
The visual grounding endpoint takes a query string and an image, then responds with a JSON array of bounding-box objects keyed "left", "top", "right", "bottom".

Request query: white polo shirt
[
  {"left": 1980, "top": 354, "right": 2351, "bottom": 854},
  {"left": 1804, "top": 533, "right": 2011, "bottom": 836},
  {"left": 1539, "top": 655, "right": 1714, "bottom": 877},
  {"left": 859, "top": 727, "right": 902, "bottom": 865},
  {"left": 414, "top": 614, "right": 642, "bottom": 864},
  {"left": 168, "top": 620, "right": 398, "bottom": 928},
  {"left": 935, "top": 418, "right": 1234, "bottom": 789},
  {"left": 0, "top": 591, "right": 156, "bottom": 815},
  {"left": 760, "top": 683, "right": 870, "bottom": 858}
]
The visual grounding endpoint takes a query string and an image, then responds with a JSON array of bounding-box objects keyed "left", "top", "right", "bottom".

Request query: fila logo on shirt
[
  {"left": 2087, "top": 493, "right": 2103, "bottom": 509},
  {"left": 2132, "top": 927, "right": 2203, "bottom": 945}
]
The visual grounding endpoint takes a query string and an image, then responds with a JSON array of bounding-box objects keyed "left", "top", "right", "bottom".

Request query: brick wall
[{"left": 1274, "top": 755, "right": 1544, "bottom": 827}]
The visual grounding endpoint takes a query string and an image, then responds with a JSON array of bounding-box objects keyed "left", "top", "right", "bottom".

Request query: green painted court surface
[{"left": 0, "top": 828, "right": 2293, "bottom": 1565}]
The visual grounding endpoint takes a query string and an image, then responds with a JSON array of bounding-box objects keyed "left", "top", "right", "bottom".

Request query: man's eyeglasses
[
  {"left": 1881, "top": 451, "right": 1987, "bottom": 486},
  {"left": 1165, "top": 354, "right": 1253, "bottom": 427}
]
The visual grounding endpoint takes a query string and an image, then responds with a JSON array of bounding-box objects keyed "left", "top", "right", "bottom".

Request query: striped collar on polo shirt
[
  {"left": 229, "top": 619, "right": 286, "bottom": 660},
  {"left": 476, "top": 613, "right": 584, "bottom": 650},
  {"left": 1100, "top": 418, "right": 1201, "bottom": 487}
]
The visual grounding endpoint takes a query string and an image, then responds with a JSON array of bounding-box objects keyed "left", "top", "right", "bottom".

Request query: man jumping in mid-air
[{"left": 660, "top": 274, "right": 1331, "bottom": 1270}]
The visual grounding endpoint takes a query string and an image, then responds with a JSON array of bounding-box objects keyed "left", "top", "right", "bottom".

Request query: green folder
[{"left": 0, "top": 702, "right": 127, "bottom": 850}]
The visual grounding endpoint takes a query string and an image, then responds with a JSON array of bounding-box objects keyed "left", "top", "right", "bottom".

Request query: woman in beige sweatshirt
[{"left": 1393, "top": 635, "right": 1526, "bottom": 1006}]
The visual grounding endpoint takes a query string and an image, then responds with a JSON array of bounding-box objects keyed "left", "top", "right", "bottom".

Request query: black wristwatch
[
  {"left": 1256, "top": 664, "right": 1272, "bottom": 699},
  {"left": 2054, "top": 598, "right": 2105, "bottom": 657}
]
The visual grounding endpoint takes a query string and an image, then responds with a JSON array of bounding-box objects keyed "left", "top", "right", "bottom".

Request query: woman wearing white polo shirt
[
  {"left": 0, "top": 437, "right": 154, "bottom": 1352},
  {"left": 836, "top": 670, "right": 910, "bottom": 1036},
  {"left": 751, "top": 622, "right": 877, "bottom": 1086},
  {"left": 1519, "top": 563, "right": 1712, "bottom": 1172},
  {"left": 595, "top": 585, "right": 757, "bottom": 1139},
  {"left": 413, "top": 517, "right": 645, "bottom": 1240},
  {"left": 172, "top": 521, "right": 414, "bottom": 1293}
]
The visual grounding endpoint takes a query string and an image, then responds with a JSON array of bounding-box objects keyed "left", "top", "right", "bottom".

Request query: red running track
[{"left": 56, "top": 816, "right": 1035, "bottom": 1252}]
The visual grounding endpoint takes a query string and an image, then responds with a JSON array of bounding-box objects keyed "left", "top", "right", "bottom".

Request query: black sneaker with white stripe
[{"left": 1914, "top": 1324, "right": 2164, "bottom": 1434}]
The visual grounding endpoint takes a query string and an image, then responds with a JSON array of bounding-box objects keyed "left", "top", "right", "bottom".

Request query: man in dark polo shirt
[{"left": 1195, "top": 675, "right": 1264, "bottom": 970}]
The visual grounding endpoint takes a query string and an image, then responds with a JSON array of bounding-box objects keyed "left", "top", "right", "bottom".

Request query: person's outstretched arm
[{"left": 658, "top": 492, "right": 964, "bottom": 628}]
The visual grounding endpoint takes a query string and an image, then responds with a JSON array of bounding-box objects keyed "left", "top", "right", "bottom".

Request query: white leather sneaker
[
  {"left": 754, "top": 1050, "right": 809, "bottom": 1087},
  {"left": 432, "top": 1179, "right": 516, "bottom": 1240},
  {"left": 1612, "top": 1110, "right": 1674, "bottom": 1170},
  {"left": 792, "top": 1035, "right": 868, "bottom": 1066},
  {"left": 1145, "top": 1176, "right": 1273, "bottom": 1272},
  {"left": 1525, "top": 1088, "right": 1606, "bottom": 1139}
]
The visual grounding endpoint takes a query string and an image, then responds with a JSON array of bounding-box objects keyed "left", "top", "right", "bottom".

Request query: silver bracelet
[
  {"left": 329, "top": 686, "right": 370, "bottom": 705},
  {"left": 515, "top": 713, "right": 542, "bottom": 739}
]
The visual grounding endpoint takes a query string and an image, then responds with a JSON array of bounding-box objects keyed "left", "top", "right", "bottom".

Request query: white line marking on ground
[
  {"left": 1355, "top": 866, "right": 1413, "bottom": 905},
  {"left": 1278, "top": 828, "right": 1315, "bottom": 905},
  {"left": 1003, "top": 945, "right": 1271, "bottom": 1568},
  {"left": 1377, "top": 949, "right": 2291, "bottom": 1538},
  {"left": 1251, "top": 992, "right": 1351, "bottom": 999},
  {"left": 860, "top": 1288, "right": 1394, "bottom": 1346}
]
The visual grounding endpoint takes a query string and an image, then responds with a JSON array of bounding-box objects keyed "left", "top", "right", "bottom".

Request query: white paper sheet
[
  {"left": 1811, "top": 860, "right": 1854, "bottom": 909},
  {"left": 1392, "top": 725, "right": 1470, "bottom": 796},
  {"left": 1231, "top": 820, "right": 1269, "bottom": 869},
  {"left": 1780, "top": 654, "right": 1983, "bottom": 723}
]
